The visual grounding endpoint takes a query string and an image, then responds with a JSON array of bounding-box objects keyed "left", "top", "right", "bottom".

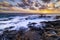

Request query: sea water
[{"left": 0, "top": 14, "right": 57, "bottom": 31}]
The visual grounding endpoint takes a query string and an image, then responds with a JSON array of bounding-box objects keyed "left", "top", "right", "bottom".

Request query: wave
[{"left": 0, "top": 15, "right": 58, "bottom": 31}]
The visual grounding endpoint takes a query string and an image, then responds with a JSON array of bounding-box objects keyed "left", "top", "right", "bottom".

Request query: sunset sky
[
  {"left": 0, "top": 0, "right": 58, "bottom": 6},
  {"left": 0, "top": 0, "right": 60, "bottom": 13}
]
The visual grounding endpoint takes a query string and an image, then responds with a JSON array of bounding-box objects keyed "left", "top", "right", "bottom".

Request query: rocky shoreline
[
  {"left": 0, "top": 20, "right": 60, "bottom": 40},
  {"left": 0, "top": 15, "right": 60, "bottom": 40}
]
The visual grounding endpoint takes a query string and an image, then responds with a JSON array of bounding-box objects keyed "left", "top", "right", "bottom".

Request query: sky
[
  {"left": 0, "top": 0, "right": 60, "bottom": 9},
  {"left": 0, "top": 0, "right": 58, "bottom": 5},
  {"left": 0, "top": 0, "right": 22, "bottom": 5}
]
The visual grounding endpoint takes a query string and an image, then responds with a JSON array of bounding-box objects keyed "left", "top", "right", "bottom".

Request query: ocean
[{"left": 0, "top": 13, "right": 58, "bottom": 30}]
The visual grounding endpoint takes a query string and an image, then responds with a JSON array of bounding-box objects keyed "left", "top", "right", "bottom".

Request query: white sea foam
[{"left": 0, "top": 15, "right": 57, "bottom": 31}]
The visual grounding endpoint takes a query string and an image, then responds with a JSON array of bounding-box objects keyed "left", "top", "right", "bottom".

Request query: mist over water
[{"left": 0, "top": 14, "right": 57, "bottom": 31}]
